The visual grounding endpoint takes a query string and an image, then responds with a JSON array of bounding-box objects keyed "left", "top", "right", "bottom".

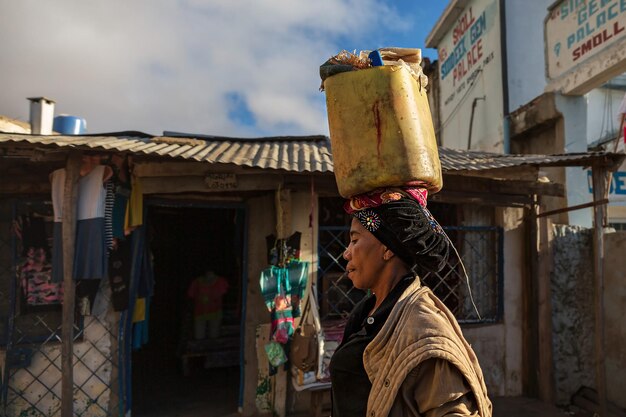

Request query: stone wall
[{"left": 551, "top": 225, "right": 595, "bottom": 405}]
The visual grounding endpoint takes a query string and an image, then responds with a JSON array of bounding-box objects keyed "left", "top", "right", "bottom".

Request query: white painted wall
[
  {"left": 505, "top": 0, "right": 552, "bottom": 112},
  {"left": 437, "top": 0, "right": 505, "bottom": 151},
  {"left": 586, "top": 87, "right": 626, "bottom": 145},
  {"left": 462, "top": 207, "right": 524, "bottom": 396}
]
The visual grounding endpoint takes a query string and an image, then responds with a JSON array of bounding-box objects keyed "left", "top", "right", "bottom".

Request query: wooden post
[
  {"left": 537, "top": 210, "right": 554, "bottom": 403},
  {"left": 524, "top": 201, "right": 540, "bottom": 397},
  {"left": 273, "top": 187, "right": 291, "bottom": 417},
  {"left": 591, "top": 165, "right": 608, "bottom": 417},
  {"left": 275, "top": 187, "right": 292, "bottom": 240},
  {"left": 61, "top": 151, "right": 81, "bottom": 417}
]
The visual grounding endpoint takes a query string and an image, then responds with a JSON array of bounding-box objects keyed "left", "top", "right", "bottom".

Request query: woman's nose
[{"left": 343, "top": 247, "right": 351, "bottom": 260}]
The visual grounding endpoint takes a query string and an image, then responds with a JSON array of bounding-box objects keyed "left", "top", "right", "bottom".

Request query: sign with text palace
[
  {"left": 437, "top": 0, "right": 503, "bottom": 151},
  {"left": 545, "top": 0, "right": 626, "bottom": 83}
]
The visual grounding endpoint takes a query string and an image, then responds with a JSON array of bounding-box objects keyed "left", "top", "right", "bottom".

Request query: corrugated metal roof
[
  {"left": 438, "top": 147, "right": 623, "bottom": 171},
  {"left": 0, "top": 132, "right": 622, "bottom": 173},
  {"left": 0, "top": 132, "right": 333, "bottom": 173}
]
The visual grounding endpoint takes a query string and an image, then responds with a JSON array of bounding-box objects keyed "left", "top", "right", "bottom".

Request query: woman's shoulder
[{"left": 395, "top": 286, "right": 460, "bottom": 335}]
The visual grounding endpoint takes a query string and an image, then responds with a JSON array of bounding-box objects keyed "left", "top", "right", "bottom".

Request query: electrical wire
[
  {"left": 441, "top": 227, "right": 483, "bottom": 321},
  {"left": 437, "top": 67, "right": 484, "bottom": 136},
  {"left": 419, "top": 216, "right": 483, "bottom": 321}
]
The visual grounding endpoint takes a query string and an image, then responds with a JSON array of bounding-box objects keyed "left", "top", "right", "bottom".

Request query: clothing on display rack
[
  {"left": 109, "top": 237, "right": 131, "bottom": 311},
  {"left": 266, "top": 231, "right": 302, "bottom": 267},
  {"left": 259, "top": 260, "right": 308, "bottom": 344},
  {"left": 50, "top": 164, "right": 110, "bottom": 283},
  {"left": 19, "top": 247, "right": 62, "bottom": 306},
  {"left": 15, "top": 210, "right": 62, "bottom": 307},
  {"left": 124, "top": 175, "right": 143, "bottom": 234},
  {"left": 109, "top": 155, "right": 132, "bottom": 239},
  {"left": 187, "top": 271, "right": 229, "bottom": 340},
  {"left": 104, "top": 180, "right": 115, "bottom": 251}
]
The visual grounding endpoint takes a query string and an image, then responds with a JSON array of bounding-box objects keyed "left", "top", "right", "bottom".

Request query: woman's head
[
  {"left": 343, "top": 217, "right": 401, "bottom": 290},
  {"left": 344, "top": 188, "right": 449, "bottom": 278}
]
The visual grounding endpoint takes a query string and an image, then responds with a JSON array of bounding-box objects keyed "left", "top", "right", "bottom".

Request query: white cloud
[{"left": 0, "top": 0, "right": 412, "bottom": 137}]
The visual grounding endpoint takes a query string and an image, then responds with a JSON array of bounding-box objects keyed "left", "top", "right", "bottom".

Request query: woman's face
[{"left": 343, "top": 217, "right": 387, "bottom": 290}]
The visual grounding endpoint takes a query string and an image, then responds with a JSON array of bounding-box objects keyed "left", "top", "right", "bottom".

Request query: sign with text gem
[
  {"left": 545, "top": 0, "right": 626, "bottom": 80},
  {"left": 204, "top": 173, "right": 237, "bottom": 190}
]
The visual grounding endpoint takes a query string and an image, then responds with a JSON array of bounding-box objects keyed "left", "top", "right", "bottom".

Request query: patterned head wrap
[{"left": 344, "top": 187, "right": 448, "bottom": 274}]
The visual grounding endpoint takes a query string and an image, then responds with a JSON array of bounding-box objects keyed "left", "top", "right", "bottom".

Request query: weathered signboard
[
  {"left": 438, "top": 0, "right": 504, "bottom": 151},
  {"left": 205, "top": 173, "right": 238, "bottom": 190},
  {"left": 545, "top": 0, "right": 626, "bottom": 94}
]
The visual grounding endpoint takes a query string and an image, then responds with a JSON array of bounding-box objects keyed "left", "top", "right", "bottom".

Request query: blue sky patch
[{"left": 225, "top": 91, "right": 256, "bottom": 127}]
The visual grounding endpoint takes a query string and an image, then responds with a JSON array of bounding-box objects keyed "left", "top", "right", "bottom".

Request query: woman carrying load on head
[{"left": 329, "top": 187, "right": 492, "bottom": 417}]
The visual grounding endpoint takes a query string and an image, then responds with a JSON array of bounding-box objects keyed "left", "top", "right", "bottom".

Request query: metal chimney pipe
[{"left": 28, "top": 97, "right": 55, "bottom": 135}]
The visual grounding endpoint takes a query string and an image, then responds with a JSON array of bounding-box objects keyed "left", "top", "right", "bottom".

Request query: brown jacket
[{"left": 363, "top": 279, "right": 492, "bottom": 417}]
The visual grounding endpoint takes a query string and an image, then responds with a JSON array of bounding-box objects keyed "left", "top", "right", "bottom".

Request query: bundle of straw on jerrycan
[{"left": 321, "top": 47, "right": 442, "bottom": 198}]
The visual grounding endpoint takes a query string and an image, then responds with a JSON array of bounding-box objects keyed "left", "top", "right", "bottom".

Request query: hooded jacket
[{"left": 363, "top": 278, "right": 492, "bottom": 417}]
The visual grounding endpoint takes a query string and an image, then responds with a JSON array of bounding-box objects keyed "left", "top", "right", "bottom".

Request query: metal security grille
[
  {"left": 317, "top": 225, "right": 503, "bottom": 324},
  {"left": 317, "top": 227, "right": 364, "bottom": 320},
  {"left": 421, "top": 226, "right": 503, "bottom": 323},
  {"left": 1, "top": 200, "right": 119, "bottom": 417}
]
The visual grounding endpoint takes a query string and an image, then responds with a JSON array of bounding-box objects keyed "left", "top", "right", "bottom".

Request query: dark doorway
[{"left": 132, "top": 203, "right": 245, "bottom": 417}]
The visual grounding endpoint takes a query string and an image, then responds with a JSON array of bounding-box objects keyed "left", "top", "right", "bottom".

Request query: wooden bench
[
  {"left": 308, "top": 384, "right": 331, "bottom": 417},
  {"left": 181, "top": 325, "right": 240, "bottom": 375}
]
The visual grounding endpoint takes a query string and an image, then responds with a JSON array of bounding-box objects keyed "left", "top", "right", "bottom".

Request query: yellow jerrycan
[{"left": 324, "top": 65, "right": 442, "bottom": 198}]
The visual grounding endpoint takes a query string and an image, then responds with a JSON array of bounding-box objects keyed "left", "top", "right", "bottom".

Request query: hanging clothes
[
  {"left": 108, "top": 237, "right": 131, "bottom": 311},
  {"left": 126, "top": 225, "right": 154, "bottom": 351},
  {"left": 112, "top": 179, "right": 131, "bottom": 239},
  {"left": 266, "top": 231, "right": 302, "bottom": 267},
  {"left": 107, "top": 156, "right": 132, "bottom": 239},
  {"left": 51, "top": 166, "right": 109, "bottom": 283},
  {"left": 74, "top": 165, "right": 108, "bottom": 280},
  {"left": 104, "top": 180, "right": 115, "bottom": 251},
  {"left": 50, "top": 168, "right": 66, "bottom": 283},
  {"left": 19, "top": 247, "right": 62, "bottom": 306},
  {"left": 187, "top": 273, "right": 229, "bottom": 339},
  {"left": 259, "top": 260, "right": 308, "bottom": 344},
  {"left": 124, "top": 175, "right": 143, "bottom": 233}
]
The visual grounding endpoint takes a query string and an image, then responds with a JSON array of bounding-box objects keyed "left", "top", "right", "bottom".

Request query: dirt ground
[
  {"left": 287, "top": 395, "right": 591, "bottom": 417},
  {"left": 491, "top": 396, "right": 592, "bottom": 417},
  {"left": 130, "top": 361, "right": 591, "bottom": 417}
]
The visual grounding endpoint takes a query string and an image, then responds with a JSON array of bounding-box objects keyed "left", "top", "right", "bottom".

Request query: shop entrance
[{"left": 132, "top": 202, "right": 246, "bottom": 417}]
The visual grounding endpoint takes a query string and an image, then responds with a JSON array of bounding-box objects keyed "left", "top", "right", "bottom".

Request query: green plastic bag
[{"left": 264, "top": 341, "right": 288, "bottom": 367}]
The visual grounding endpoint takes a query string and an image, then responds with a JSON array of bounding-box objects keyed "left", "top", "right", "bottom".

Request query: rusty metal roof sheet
[
  {"left": 0, "top": 132, "right": 333, "bottom": 173},
  {"left": 0, "top": 132, "right": 621, "bottom": 173},
  {"left": 439, "top": 147, "right": 623, "bottom": 171}
]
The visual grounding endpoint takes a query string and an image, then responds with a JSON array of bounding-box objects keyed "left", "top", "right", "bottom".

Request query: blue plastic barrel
[{"left": 53, "top": 115, "right": 86, "bottom": 135}]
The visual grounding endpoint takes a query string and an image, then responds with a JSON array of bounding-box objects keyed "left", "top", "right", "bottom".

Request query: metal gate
[{"left": 0, "top": 199, "right": 119, "bottom": 417}]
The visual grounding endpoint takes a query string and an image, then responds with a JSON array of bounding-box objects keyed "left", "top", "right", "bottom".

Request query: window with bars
[{"left": 316, "top": 198, "right": 503, "bottom": 324}]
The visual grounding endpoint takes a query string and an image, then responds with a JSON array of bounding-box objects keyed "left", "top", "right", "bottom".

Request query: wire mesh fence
[
  {"left": 317, "top": 225, "right": 503, "bottom": 324},
  {"left": 0, "top": 199, "right": 120, "bottom": 417}
]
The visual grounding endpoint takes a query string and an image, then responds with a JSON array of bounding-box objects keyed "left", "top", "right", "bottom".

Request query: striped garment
[{"left": 104, "top": 180, "right": 115, "bottom": 252}]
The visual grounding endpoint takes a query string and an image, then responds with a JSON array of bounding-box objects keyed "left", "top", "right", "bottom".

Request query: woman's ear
[{"left": 383, "top": 248, "right": 395, "bottom": 261}]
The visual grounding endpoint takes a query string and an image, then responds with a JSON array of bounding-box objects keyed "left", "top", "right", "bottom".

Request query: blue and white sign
[
  {"left": 546, "top": 0, "right": 626, "bottom": 80},
  {"left": 587, "top": 170, "right": 626, "bottom": 205}
]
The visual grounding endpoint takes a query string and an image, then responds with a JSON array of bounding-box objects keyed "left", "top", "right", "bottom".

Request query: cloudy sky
[{"left": 1, "top": 1, "right": 446, "bottom": 137}]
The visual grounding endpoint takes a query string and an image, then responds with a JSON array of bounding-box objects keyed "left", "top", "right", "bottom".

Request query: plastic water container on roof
[
  {"left": 53, "top": 115, "right": 86, "bottom": 135},
  {"left": 324, "top": 65, "right": 442, "bottom": 198}
]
